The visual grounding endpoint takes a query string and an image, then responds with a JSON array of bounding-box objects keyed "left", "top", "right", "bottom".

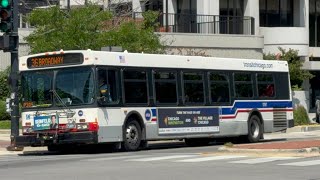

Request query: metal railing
[{"left": 133, "top": 12, "right": 255, "bottom": 35}]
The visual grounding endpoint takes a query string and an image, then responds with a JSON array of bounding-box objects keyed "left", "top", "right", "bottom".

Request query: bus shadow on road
[{"left": 17, "top": 138, "right": 289, "bottom": 156}]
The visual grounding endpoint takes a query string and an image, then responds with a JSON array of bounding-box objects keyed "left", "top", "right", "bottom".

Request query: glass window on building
[
  {"left": 310, "top": 0, "right": 320, "bottom": 47},
  {"left": 219, "top": 0, "right": 244, "bottom": 34},
  {"left": 259, "top": 0, "right": 293, "bottom": 27}
]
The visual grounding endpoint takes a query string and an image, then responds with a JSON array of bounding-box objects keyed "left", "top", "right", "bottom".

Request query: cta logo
[
  {"left": 78, "top": 110, "right": 83, "bottom": 116},
  {"left": 145, "top": 109, "right": 151, "bottom": 121}
]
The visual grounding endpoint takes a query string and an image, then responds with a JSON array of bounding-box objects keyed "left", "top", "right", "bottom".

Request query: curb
[
  {"left": 286, "top": 126, "right": 320, "bottom": 133},
  {"left": 218, "top": 146, "right": 320, "bottom": 154}
]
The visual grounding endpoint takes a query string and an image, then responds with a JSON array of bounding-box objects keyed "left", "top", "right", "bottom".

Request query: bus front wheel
[
  {"left": 122, "top": 119, "right": 142, "bottom": 151},
  {"left": 247, "top": 115, "right": 263, "bottom": 143}
]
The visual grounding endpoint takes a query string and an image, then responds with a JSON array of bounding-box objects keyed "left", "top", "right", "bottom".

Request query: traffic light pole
[{"left": 7, "top": 0, "right": 22, "bottom": 151}]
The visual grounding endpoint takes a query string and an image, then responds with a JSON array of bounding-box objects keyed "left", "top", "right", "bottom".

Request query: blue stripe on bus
[
  {"left": 221, "top": 101, "right": 292, "bottom": 115},
  {"left": 151, "top": 108, "right": 157, "bottom": 117}
]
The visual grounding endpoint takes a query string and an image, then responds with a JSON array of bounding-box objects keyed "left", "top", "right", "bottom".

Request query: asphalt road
[{"left": 0, "top": 141, "right": 320, "bottom": 180}]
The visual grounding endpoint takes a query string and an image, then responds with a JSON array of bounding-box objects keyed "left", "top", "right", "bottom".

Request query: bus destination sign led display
[{"left": 27, "top": 53, "right": 83, "bottom": 68}]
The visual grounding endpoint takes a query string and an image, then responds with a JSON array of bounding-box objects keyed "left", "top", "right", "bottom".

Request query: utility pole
[
  {"left": 9, "top": 0, "right": 19, "bottom": 151},
  {"left": 0, "top": 0, "right": 21, "bottom": 151}
]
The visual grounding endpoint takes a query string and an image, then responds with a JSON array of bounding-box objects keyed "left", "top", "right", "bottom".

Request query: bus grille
[{"left": 273, "top": 111, "right": 287, "bottom": 128}]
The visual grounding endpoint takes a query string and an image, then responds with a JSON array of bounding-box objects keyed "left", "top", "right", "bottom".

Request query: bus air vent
[{"left": 273, "top": 110, "right": 287, "bottom": 128}]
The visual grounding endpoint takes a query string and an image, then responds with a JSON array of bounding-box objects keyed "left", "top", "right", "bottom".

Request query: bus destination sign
[{"left": 27, "top": 53, "right": 84, "bottom": 68}]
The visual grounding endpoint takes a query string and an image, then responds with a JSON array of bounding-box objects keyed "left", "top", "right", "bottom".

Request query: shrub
[
  {"left": 224, "top": 142, "right": 234, "bottom": 148},
  {"left": 293, "top": 105, "right": 310, "bottom": 125},
  {"left": 0, "top": 100, "right": 10, "bottom": 121}
]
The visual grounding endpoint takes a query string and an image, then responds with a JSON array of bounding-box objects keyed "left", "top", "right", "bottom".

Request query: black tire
[
  {"left": 316, "top": 113, "right": 320, "bottom": 123},
  {"left": 185, "top": 138, "right": 211, "bottom": 147},
  {"left": 47, "top": 145, "right": 59, "bottom": 152},
  {"left": 122, "top": 119, "right": 142, "bottom": 151},
  {"left": 247, "top": 115, "right": 263, "bottom": 143}
]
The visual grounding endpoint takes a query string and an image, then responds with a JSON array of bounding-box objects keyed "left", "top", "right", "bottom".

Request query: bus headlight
[
  {"left": 76, "top": 123, "right": 88, "bottom": 130},
  {"left": 22, "top": 126, "right": 33, "bottom": 133}
]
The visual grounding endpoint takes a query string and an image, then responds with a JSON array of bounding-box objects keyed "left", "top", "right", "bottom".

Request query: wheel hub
[
  {"left": 251, "top": 120, "right": 260, "bottom": 139},
  {"left": 126, "top": 124, "right": 138, "bottom": 145}
]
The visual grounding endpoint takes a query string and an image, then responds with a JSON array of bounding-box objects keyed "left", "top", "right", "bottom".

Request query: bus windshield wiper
[{"left": 50, "top": 89, "right": 75, "bottom": 118}]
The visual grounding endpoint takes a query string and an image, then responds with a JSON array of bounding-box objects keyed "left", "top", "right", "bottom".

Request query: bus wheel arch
[
  {"left": 122, "top": 111, "right": 146, "bottom": 151},
  {"left": 246, "top": 110, "right": 264, "bottom": 143}
]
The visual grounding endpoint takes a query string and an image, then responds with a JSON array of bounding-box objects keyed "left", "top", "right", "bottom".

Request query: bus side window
[
  {"left": 209, "top": 73, "right": 230, "bottom": 104},
  {"left": 257, "top": 74, "right": 275, "bottom": 98},
  {"left": 123, "top": 70, "right": 148, "bottom": 104},
  {"left": 97, "top": 69, "right": 119, "bottom": 104},
  {"left": 234, "top": 73, "right": 253, "bottom": 98},
  {"left": 183, "top": 72, "right": 205, "bottom": 104}
]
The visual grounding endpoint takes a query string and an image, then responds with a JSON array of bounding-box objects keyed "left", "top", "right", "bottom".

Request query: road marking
[
  {"left": 127, "top": 155, "right": 198, "bottom": 162},
  {"left": 279, "top": 159, "right": 320, "bottom": 166},
  {"left": 229, "top": 157, "right": 300, "bottom": 164},
  {"left": 82, "top": 155, "right": 147, "bottom": 162},
  {"left": 175, "top": 155, "right": 247, "bottom": 162}
]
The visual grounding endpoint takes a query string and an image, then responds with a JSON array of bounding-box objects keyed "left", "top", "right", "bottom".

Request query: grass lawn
[{"left": 0, "top": 120, "right": 11, "bottom": 129}]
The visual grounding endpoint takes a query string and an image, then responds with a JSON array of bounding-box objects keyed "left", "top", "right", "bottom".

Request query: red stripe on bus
[{"left": 220, "top": 108, "right": 293, "bottom": 119}]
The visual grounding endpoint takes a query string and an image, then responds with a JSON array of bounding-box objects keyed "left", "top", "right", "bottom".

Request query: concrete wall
[
  {"left": 292, "top": 90, "right": 310, "bottom": 112},
  {"left": 260, "top": 27, "right": 309, "bottom": 56},
  {"left": 244, "top": 0, "right": 260, "bottom": 35},
  {"left": 197, "top": 0, "right": 219, "bottom": 15},
  {"left": 160, "top": 32, "right": 264, "bottom": 59}
]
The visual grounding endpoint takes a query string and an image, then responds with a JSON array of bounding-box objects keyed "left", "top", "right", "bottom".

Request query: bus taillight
[{"left": 88, "top": 122, "right": 99, "bottom": 131}]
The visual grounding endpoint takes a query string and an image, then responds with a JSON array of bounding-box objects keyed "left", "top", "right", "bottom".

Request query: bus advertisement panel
[{"left": 158, "top": 108, "right": 220, "bottom": 135}]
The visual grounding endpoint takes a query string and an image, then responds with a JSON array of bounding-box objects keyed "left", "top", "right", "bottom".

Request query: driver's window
[{"left": 97, "top": 68, "right": 119, "bottom": 104}]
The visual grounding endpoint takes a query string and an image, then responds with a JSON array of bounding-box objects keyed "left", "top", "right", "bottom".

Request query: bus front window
[
  {"left": 55, "top": 67, "right": 95, "bottom": 106},
  {"left": 21, "top": 71, "right": 53, "bottom": 108}
]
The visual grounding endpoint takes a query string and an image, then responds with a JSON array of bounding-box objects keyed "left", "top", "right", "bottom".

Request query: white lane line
[
  {"left": 127, "top": 155, "right": 199, "bottom": 162},
  {"left": 175, "top": 155, "right": 247, "bottom": 162},
  {"left": 81, "top": 155, "right": 147, "bottom": 162},
  {"left": 279, "top": 159, "right": 320, "bottom": 166},
  {"left": 229, "top": 157, "right": 300, "bottom": 164}
]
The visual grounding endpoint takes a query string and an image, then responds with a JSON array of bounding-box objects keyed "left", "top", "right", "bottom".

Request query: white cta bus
[{"left": 15, "top": 50, "right": 293, "bottom": 151}]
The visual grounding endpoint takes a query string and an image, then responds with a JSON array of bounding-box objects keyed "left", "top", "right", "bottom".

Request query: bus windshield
[
  {"left": 21, "top": 71, "right": 53, "bottom": 108},
  {"left": 21, "top": 67, "right": 95, "bottom": 108},
  {"left": 55, "top": 67, "right": 95, "bottom": 106}
]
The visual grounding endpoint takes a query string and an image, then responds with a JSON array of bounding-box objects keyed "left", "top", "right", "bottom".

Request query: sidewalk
[{"left": 218, "top": 139, "right": 320, "bottom": 157}]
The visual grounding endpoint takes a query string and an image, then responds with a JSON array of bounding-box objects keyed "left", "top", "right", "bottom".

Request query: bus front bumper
[{"left": 14, "top": 131, "right": 98, "bottom": 147}]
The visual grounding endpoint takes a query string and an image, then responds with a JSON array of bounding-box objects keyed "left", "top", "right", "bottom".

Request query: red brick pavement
[{"left": 235, "top": 139, "right": 320, "bottom": 149}]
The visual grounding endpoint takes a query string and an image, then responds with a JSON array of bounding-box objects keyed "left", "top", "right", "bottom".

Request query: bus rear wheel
[
  {"left": 122, "top": 119, "right": 142, "bottom": 151},
  {"left": 247, "top": 115, "right": 263, "bottom": 143}
]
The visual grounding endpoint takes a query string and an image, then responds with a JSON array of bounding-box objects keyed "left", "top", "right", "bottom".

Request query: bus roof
[{"left": 19, "top": 50, "right": 289, "bottom": 72}]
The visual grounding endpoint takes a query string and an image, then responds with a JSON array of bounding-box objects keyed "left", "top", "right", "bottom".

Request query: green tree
[
  {"left": 25, "top": 5, "right": 164, "bottom": 54},
  {"left": 263, "top": 47, "right": 313, "bottom": 90},
  {"left": 0, "top": 67, "right": 10, "bottom": 101},
  {"left": 0, "top": 67, "right": 10, "bottom": 121}
]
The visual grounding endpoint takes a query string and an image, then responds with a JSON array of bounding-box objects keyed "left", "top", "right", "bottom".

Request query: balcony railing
[{"left": 133, "top": 12, "right": 255, "bottom": 35}]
